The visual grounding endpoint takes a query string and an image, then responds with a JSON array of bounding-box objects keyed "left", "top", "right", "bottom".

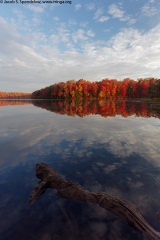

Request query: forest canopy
[{"left": 31, "top": 78, "right": 160, "bottom": 100}]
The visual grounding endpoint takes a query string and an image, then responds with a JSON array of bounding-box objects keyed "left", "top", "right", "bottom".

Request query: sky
[{"left": 0, "top": 0, "right": 160, "bottom": 92}]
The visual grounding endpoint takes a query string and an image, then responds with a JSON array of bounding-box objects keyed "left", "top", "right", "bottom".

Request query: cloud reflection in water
[{"left": 0, "top": 100, "right": 160, "bottom": 240}]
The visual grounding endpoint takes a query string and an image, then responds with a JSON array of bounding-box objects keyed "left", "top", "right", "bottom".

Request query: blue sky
[{"left": 0, "top": 0, "right": 160, "bottom": 92}]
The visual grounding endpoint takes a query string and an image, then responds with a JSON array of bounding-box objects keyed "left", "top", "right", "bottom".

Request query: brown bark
[{"left": 29, "top": 163, "right": 160, "bottom": 240}]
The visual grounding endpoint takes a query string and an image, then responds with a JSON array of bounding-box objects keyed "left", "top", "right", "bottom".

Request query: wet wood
[{"left": 29, "top": 162, "right": 160, "bottom": 240}]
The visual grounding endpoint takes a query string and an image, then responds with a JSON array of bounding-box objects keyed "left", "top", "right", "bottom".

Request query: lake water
[{"left": 0, "top": 100, "right": 160, "bottom": 240}]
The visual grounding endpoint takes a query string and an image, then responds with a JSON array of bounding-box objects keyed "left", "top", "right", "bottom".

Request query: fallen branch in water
[{"left": 29, "top": 162, "right": 160, "bottom": 240}]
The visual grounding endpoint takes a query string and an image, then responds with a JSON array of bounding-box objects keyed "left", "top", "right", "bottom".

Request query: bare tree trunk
[{"left": 29, "top": 163, "right": 160, "bottom": 240}]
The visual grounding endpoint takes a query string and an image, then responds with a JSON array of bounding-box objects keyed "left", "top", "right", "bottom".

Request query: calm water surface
[{"left": 0, "top": 100, "right": 160, "bottom": 240}]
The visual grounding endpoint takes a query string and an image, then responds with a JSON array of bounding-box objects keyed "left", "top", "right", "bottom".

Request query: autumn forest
[
  {"left": 0, "top": 92, "right": 31, "bottom": 99},
  {"left": 31, "top": 78, "right": 160, "bottom": 100},
  {"left": 1, "top": 78, "right": 160, "bottom": 100}
]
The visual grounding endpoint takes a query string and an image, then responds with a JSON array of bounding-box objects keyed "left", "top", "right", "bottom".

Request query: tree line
[
  {"left": 0, "top": 92, "right": 31, "bottom": 99},
  {"left": 31, "top": 78, "right": 160, "bottom": 100}
]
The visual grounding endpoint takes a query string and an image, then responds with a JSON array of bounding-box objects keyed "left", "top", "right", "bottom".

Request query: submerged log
[{"left": 29, "top": 163, "right": 160, "bottom": 240}]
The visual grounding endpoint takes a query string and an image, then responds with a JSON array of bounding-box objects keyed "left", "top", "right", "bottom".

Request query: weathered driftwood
[{"left": 29, "top": 163, "right": 160, "bottom": 240}]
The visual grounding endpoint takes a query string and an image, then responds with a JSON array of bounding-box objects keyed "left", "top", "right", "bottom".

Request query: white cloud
[
  {"left": 87, "top": 29, "right": 95, "bottom": 37},
  {"left": 141, "top": 2, "right": 159, "bottom": 16},
  {"left": 94, "top": 8, "right": 103, "bottom": 19},
  {"left": 98, "top": 16, "right": 110, "bottom": 22},
  {"left": 50, "top": 27, "right": 70, "bottom": 44},
  {"left": 93, "top": 8, "right": 109, "bottom": 23},
  {"left": 86, "top": 3, "right": 95, "bottom": 11},
  {"left": 128, "top": 18, "right": 136, "bottom": 24},
  {"left": 75, "top": 3, "right": 82, "bottom": 11},
  {"left": 68, "top": 19, "right": 77, "bottom": 25},
  {"left": 0, "top": 16, "right": 160, "bottom": 92},
  {"left": 149, "top": 0, "right": 156, "bottom": 3},
  {"left": 31, "top": 17, "right": 41, "bottom": 26},
  {"left": 53, "top": 17, "right": 59, "bottom": 21},
  {"left": 72, "top": 29, "right": 88, "bottom": 43},
  {"left": 79, "top": 21, "right": 88, "bottom": 27},
  {"left": 27, "top": 5, "right": 45, "bottom": 13},
  {"left": 108, "top": 4, "right": 124, "bottom": 18},
  {"left": 108, "top": 3, "right": 136, "bottom": 23}
]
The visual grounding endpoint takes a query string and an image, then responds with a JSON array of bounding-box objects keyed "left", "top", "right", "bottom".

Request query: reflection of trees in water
[
  {"left": 1, "top": 99, "right": 159, "bottom": 119},
  {"left": 0, "top": 100, "right": 32, "bottom": 107},
  {"left": 32, "top": 100, "right": 160, "bottom": 119}
]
